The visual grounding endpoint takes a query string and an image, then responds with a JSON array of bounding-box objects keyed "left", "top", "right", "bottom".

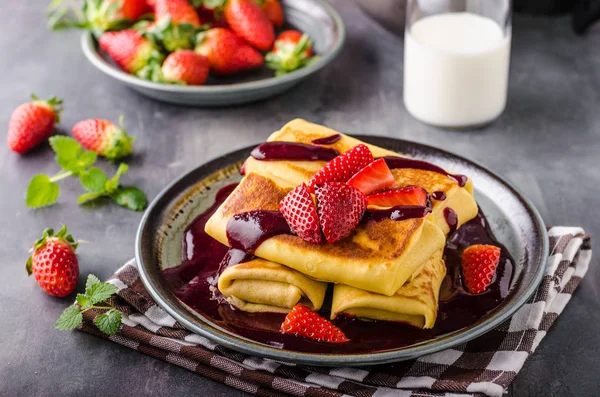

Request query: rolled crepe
[
  {"left": 218, "top": 258, "right": 327, "bottom": 313},
  {"left": 330, "top": 250, "right": 446, "bottom": 329}
]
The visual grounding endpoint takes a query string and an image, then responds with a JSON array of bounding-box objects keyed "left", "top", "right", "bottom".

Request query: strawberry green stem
[{"left": 49, "top": 170, "right": 73, "bottom": 182}]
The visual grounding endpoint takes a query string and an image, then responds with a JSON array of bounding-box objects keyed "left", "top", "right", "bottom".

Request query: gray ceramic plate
[
  {"left": 81, "top": 0, "right": 345, "bottom": 106},
  {"left": 135, "top": 136, "right": 548, "bottom": 366}
]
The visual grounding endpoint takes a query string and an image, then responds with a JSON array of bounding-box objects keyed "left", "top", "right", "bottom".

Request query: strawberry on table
[
  {"left": 307, "top": 144, "right": 374, "bottom": 191},
  {"left": 316, "top": 182, "right": 367, "bottom": 243},
  {"left": 259, "top": 0, "right": 284, "bottom": 28},
  {"left": 281, "top": 304, "right": 348, "bottom": 343},
  {"left": 195, "top": 28, "right": 263, "bottom": 75},
  {"left": 72, "top": 116, "right": 134, "bottom": 160},
  {"left": 280, "top": 183, "right": 322, "bottom": 244},
  {"left": 99, "top": 29, "right": 162, "bottom": 74},
  {"left": 7, "top": 94, "right": 63, "bottom": 154},
  {"left": 224, "top": 0, "right": 275, "bottom": 51},
  {"left": 266, "top": 30, "right": 316, "bottom": 76},
  {"left": 160, "top": 50, "right": 210, "bottom": 85},
  {"left": 366, "top": 186, "right": 428, "bottom": 208},
  {"left": 461, "top": 244, "right": 502, "bottom": 294},
  {"left": 155, "top": 0, "right": 201, "bottom": 27},
  {"left": 347, "top": 158, "right": 396, "bottom": 195},
  {"left": 26, "top": 225, "right": 79, "bottom": 298}
]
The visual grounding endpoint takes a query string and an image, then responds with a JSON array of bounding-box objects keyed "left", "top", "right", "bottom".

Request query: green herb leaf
[
  {"left": 55, "top": 305, "right": 83, "bottom": 331},
  {"left": 87, "top": 282, "right": 118, "bottom": 305},
  {"left": 106, "top": 163, "right": 129, "bottom": 193},
  {"left": 77, "top": 191, "right": 108, "bottom": 204},
  {"left": 111, "top": 186, "right": 147, "bottom": 211},
  {"left": 79, "top": 167, "right": 109, "bottom": 193},
  {"left": 76, "top": 293, "right": 92, "bottom": 310},
  {"left": 94, "top": 309, "right": 122, "bottom": 335},
  {"left": 26, "top": 174, "right": 60, "bottom": 208},
  {"left": 85, "top": 274, "right": 101, "bottom": 292},
  {"left": 49, "top": 136, "right": 82, "bottom": 160}
]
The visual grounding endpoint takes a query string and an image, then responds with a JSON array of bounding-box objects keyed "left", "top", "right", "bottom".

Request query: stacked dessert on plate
[{"left": 199, "top": 119, "right": 503, "bottom": 344}]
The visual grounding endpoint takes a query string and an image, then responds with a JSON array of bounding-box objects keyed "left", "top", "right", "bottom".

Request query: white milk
[{"left": 403, "top": 12, "right": 511, "bottom": 128}]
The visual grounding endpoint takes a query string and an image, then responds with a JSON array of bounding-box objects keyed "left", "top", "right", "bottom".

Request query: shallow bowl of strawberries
[{"left": 80, "top": 0, "right": 345, "bottom": 106}]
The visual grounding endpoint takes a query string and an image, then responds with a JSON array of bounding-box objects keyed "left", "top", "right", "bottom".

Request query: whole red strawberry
[
  {"left": 112, "top": 0, "right": 149, "bottom": 20},
  {"left": 266, "top": 30, "right": 315, "bottom": 76},
  {"left": 461, "top": 244, "right": 502, "bottom": 294},
  {"left": 281, "top": 304, "right": 348, "bottom": 343},
  {"left": 26, "top": 225, "right": 79, "bottom": 298},
  {"left": 155, "top": 0, "right": 201, "bottom": 27},
  {"left": 7, "top": 94, "right": 62, "bottom": 154},
  {"left": 99, "top": 30, "right": 161, "bottom": 74},
  {"left": 280, "top": 183, "right": 322, "bottom": 244},
  {"left": 225, "top": 0, "right": 274, "bottom": 51},
  {"left": 195, "top": 28, "right": 263, "bottom": 75},
  {"left": 72, "top": 116, "right": 134, "bottom": 160},
  {"left": 307, "top": 144, "right": 374, "bottom": 192},
  {"left": 316, "top": 182, "right": 367, "bottom": 243},
  {"left": 261, "top": 0, "right": 284, "bottom": 28},
  {"left": 162, "top": 50, "right": 210, "bottom": 85}
]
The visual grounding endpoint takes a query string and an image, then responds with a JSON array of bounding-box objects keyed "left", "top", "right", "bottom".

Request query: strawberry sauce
[
  {"left": 250, "top": 142, "right": 339, "bottom": 161},
  {"left": 311, "top": 134, "right": 341, "bottom": 145},
  {"left": 432, "top": 190, "right": 447, "bottom": 201},
  {"left": 444, "top": 207, "right": 459, "bottom": 234},
  {"left": 163, "top": 184, "right": 515, "bottom": 353}
]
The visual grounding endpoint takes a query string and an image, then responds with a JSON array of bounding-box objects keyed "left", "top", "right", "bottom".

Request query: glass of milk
[{"left": 403, "top": 0, "right": 512, "bottom": 128}]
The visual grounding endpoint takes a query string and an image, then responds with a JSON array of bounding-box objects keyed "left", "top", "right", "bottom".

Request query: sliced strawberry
[
  {"left": 367, "top": 186, "right": 428, "bottom": 208},
  {"left": 307, "top": 144, "right": 373, "bottom": 191},
  {"left": 315, "top": 182, "right": 366, "bottom": 243},
  {"left": 280, "top": 183, "right": 322, "bottom": 244},
  {"left": 347, "top": 158, "right": 396, "bottom": 195},
  {"left": 281, "top": 304, "right": 348, "bottom": 343},
  {"left": 461, "top": 244, "right": 502, "bottom": 294}
]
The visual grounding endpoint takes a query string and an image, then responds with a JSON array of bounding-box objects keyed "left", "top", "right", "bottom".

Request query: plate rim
[
  {"left": 80, "top": 0, "right": 346, "bottom": 94},
  {"left": 135, "top": 136, "right": 548, "bottom": 366}
]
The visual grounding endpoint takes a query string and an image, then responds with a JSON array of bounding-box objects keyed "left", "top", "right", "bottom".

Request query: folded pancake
[
  {"left": 331, "top": 249, "right": 446, "bottom": 328},
  {"left": 206, "top": 172, "right": 446, "bottom": 296},
  {"left": 244, "top": 118, "right": 478, "bottom": 235},
  {"left": 218, "top": 258, "right": 327, "bottom": 313}
]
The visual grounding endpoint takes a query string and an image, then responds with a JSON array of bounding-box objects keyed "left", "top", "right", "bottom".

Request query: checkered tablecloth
[{"left": 78, "top": 227, "right": 591, "bottom": 397}]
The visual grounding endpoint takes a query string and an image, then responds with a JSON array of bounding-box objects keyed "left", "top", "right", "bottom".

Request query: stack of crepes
[{"left": 205, "top": 119, "right": 479, "bottom": 329}]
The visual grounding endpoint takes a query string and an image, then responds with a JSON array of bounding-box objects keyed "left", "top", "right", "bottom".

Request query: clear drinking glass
[{"left": 403, "top": 0, "right": 512, "bottom": 129}]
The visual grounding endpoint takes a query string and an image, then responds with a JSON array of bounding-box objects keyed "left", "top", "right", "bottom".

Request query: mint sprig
[
  {"left": 26, "top": 136, "right": 147, "bottom": 211},
  {"left": 55, "top": 274, "right": 122, "bottom": 336}
]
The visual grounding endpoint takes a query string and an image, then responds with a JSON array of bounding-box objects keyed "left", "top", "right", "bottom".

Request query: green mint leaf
[
  {"left": 76, "top": 293, "right": 92, "bottom": 310},
  {"left": 94, "top": 309, "right": 122, "bottom": 335},
  {"left": 87, "top": 281, "right": 118, "bottom": 305},
  {"left": 80, "top": 167, "right": 109, "bottom": 193},
  {"left": 55, "top": 305, "right": 83, "bottom": 331},
  {"left": 105, "top": 163, "right": 129, "bottom": 193},
  {"left": 85, "top": 274, "right": 101, "bottom": 293},
  {"left": 26, "top": 174, "right": 60, "bottom": 208},
  {"left": 77, "top": 191, "right": 108, "bottom": 204},
  {"left": 111, "top": 186, "right": 147, "bottom": 211},
  {"left": 58, "top": 151, "right": 98, "bottom": 175},
  {"left": 49, "top": 136, "right": 82, "bottom": 161}
]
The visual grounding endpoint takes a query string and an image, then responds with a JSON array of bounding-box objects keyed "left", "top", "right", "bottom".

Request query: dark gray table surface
[{"left": 1, "top": 1, "right": 598, "bottom": 396}]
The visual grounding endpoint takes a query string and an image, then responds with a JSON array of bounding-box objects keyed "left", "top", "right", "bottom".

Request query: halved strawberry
[
  {"left": 281, "top": 304, "right": 348, "bottom": 343},
  {"left": 367, "top": 186, "right": 428, "bottom": 208},
  {"left": 279, "top": 183, "right": 322, "bottom": 244},
  {"left": 315, "top": 182, "right": 366, "bottom": 243},
  {"left": 461, "top": 244, "right": 502, "bottom": 294},
  {"left": 347, "top": 158, "right": 396, "bottom": 195},
  {"left": 307, "top": 144, "right": 373, "bottom": 191}
]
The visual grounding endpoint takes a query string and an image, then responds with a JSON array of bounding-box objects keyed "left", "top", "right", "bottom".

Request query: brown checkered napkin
[{"left": 78, "top": 227, "right": 591, "bottom": 397}]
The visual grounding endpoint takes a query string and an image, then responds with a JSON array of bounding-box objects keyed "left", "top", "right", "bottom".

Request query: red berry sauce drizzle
[
  {"left": 163, "top": 182, "right": 515, "bottom": 353},
  {"left": 311, "top": 134, "right": 341, "bottom": 145}
]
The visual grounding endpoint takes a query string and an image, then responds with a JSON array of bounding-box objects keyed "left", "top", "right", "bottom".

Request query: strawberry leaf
[
  {"left": 55, "top": 305, "right": 83, "bottom": 331},
  {"left": 80, "top": 167, "right": 109, "bottom": 193},
  {"left": 26, "top": 174, "right": 60, "bottom": 208},
  {"left": 111, "top": 186, "right": 147, "bottom": 211},
  {"left": 94, "top": 309, "right": 122, "bottom": 336}
]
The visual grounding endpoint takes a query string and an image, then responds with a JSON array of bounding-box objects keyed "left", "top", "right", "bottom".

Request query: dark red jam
[
  {"left": 163, "top": 185, "right": 515, "bottom": 354},
  {"left": 250, "top": 142, "right": 339, "bottom": 162},
  {"left": 431, "top": 191, "right": 446, "bottom": 201},
  {"left": 226, "top": 210, "right": 292, "bottom": 253},
  {"left": 444, "top": 207, "right": 458, "bottom": 234},
  {"left": 311, "top": 134, "right": 341, "bottom": 145},
  {"left": 366, "top": 205, "right": 432, "bottom": 222},
  {"left": 381, "top": 156, "right": 468, "bottom": 187}
]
